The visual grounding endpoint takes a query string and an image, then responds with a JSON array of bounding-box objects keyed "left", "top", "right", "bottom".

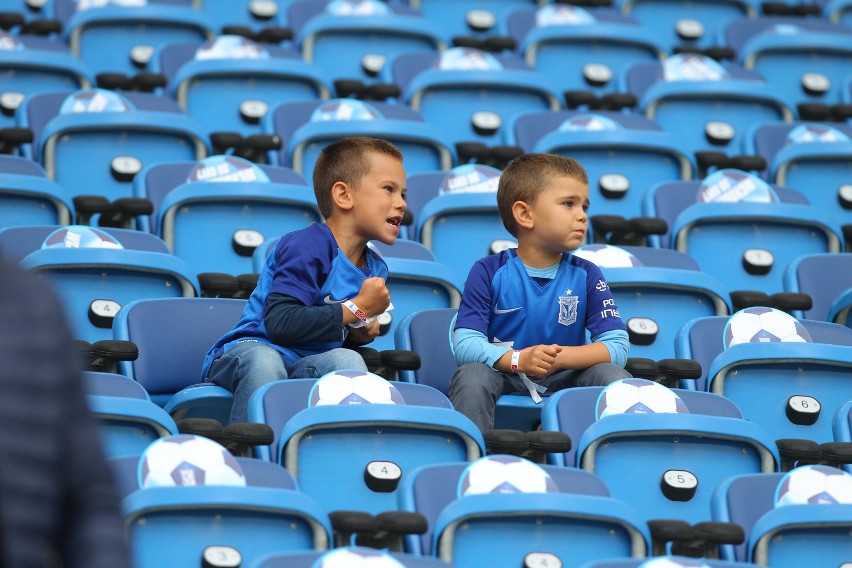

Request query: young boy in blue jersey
[
  {"left": 449, "top": 153, "right": 631, "bottom": 433},
  {"left": 202, "top": 137, "right": 407, "bottom": 424}
]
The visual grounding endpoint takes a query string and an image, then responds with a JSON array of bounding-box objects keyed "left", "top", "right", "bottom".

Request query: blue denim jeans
[
  {"left": 206, "top": 340, "right": 368, "bottom": 424},
  {"left": 448, "top": 362, "right": 632, "bottom": 433}
]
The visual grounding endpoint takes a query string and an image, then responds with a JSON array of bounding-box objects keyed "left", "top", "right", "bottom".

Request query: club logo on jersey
[
  {"left": 558, "top": 295, "right": 579, "bottom": 326},
  {"left": 595, "top": 279, "right": 608, "bottom": 292}
]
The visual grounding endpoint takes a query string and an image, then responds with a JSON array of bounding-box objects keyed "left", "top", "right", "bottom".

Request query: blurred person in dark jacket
[{"left": 0, "top": 260, "right": 130, "bottom": 568}]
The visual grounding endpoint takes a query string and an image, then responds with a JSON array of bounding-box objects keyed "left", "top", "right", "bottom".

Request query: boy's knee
[
  {"left": 328, "top": 348, "right": 369, "bottom": 372},
  {"left": 593, "top": 362, "right": 633, "bottom": 385},
  {"left": 449, "top": 363, "right": 502, "bottom": 395}
]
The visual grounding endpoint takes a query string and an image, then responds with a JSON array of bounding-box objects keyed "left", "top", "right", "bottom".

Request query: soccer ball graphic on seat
[
  {"left": 574, "top": 244, "right": 643, "bottom": 268},
  {"left": 774, "top": 464, "right": 852, "bottom": 507},
  {"left": 138, "top": 434, "right": 246, "bottom": 488},
  {"left": 458, "top": 455, "right": 558, "bottom": 497},
  {"left": 42, "top": 225, "right": 123, "bottom": 250},
  {"left": 596, "top": 378, "right": 689, "bottom": 420},
  {"left": 723, "top": 306, "right": 813, "bottom": 349},
  {"left": 308, "top": 370, "right": 406, "bottom": 406},
  {"left": 315, "top": 547, "right": 405, "bottom": 568}
]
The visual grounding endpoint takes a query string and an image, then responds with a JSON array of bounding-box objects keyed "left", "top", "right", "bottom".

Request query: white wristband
[
  {"left": 342, "top": 299, "right": 367, "bottom": 323},
  {"left": 510, "top": 350, "right": 521, "bottom": 373}
]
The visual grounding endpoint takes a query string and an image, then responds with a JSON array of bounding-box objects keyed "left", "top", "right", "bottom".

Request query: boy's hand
[
  {"left": 353, "top": 277, "right": 391, "bottom": 318},
  {"left": 346, "top": 320, "right": 380, "bottom": 345},
  {"left": 520, "top": 344, "right": 562, "bottom": 378}
]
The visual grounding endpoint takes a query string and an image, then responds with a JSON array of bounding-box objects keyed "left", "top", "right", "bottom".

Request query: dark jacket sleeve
[
  {"left": 0, "top": 260, "right": 131, "bottom": 568},
  {"left": 264, "top": 293, "right": 345, "bottom": 345}
]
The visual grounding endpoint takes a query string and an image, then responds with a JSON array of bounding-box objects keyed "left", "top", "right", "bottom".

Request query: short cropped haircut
[
  {"left": 313, "top": 137, "right": 404, "bottom": 218},
  {"left": 497, "top": 153, "right": 588, "bottom": 237}
]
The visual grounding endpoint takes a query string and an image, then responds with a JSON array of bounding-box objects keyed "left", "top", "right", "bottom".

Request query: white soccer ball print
[
  {"left": 138, "top": 434, "right": 246, "bottom": 488},
  {"left": 724, "top": 307, "right": 812, "bottom": 349},
  {"left": 596, "top": 378, "right": 689, "bottom": 420},
  {"left": 775, "top": 464, "right": 852, "bottom": 507},
  {"left": 309, "top": 370, "right": 406, "bottom": 406},
  {"left": 316, "top": 547, "right": 405, "bottom": 568},
  {"left": 574, "top": 244, "right": 642, "bottom": 268},
  {"left": 458, "top": 455, "right": 558, "bottom": 497}
]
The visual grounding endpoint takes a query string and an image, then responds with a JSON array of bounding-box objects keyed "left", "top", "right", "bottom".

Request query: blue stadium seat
[
  {"left": 121, "top": 460, "right": 332, "bottom": 568},
  {"left": 193, "top": 0, "right": 294, "bottom": 32},
  {"left": 675, "top": 315, "right": 852, "bottom": 391},
  {"left": 712, "top": 471, "right": 852, "bottom": 566},
  {"left": 745, "top": 121, "right": 852, "bottom": 229},
  {"left": 580, "top": 558, "right": 761, "bottom": 568},
  {"left": 0, "top": 31, "right": 92, "bottom": 128},
  {"left": 17, "top": 227, "right": 199, "bottom": 343},
  {"left": 156, "top": 157, "right": 320, "bottom": 276},
  {"left": 265, "top": 98, "right": 455, "bottom": 175},
  {"left": 154, "top": 36, "right": 332, "bottom": 136},
  {"left": 398, "top": 460, "right": 650, "bottom": 566},
  {"left": 615, "top": 0, "right": 760, "bottom": 52},
  {"left": 834, "top": 399, "right": 852, "bottom": 458},
  {"left": 82, "top": 370, "right": 151, "bottom": 400},
  {"left": 113, "top": 297, "right": 246, "bottom": 419},
  {"left": 247, "top": 377, "right": 484, "bottom": 513},
  {"left": 0, "top": 223, "right": 171, "bottom": 265},
  {"left": 289, "top": 0, "right": 445, "bottom": 83},
  {"left": 18, "top": 89, "right": 209, "bottom": 205},
  {"left": 411, "top": 165, "right": 516, "bottom": 282},
  {"left": 395, "top": 308, "right": 545, "bottom": 432},
  {"left": 246, "top": 378, "right": 454, "bottom": 461},
  {"left": 506, "top": 4, "right": 665, "bottom": 96},
  {"left": 828, "top": 286, "right": 852, "bottom": 328},
  {"left": 2, "top": 0, "right": 57, "bottom": 23},
  {"left": 392, "top": 47, "right": 562, "bottom": 147},
  {"left": 87, "top": 394, "right": 179, "bottom": 458},
  {"left": 623, "top": 53, "right": 794, "bottom": 158},
  {"left": 706, "top": 340, "right": 852, "bottom": 444},
  {"left": 542, "top": 384, "right": 779, "bottom": 524},
  {"left": 723, "top": 17, "right": 852, "bottom": 108},
  {"left": 133, "top": 157, "right": 307, "bottom": 234},
  {"left": 55, "top": 0, "right": 215, "bottom": 75},
  {"left": 643, "top": 170, "right": 844, "bottom": 295},
  {"left": 509, "top": 110, "right": 693, "bottom": 222},
  {"left": 254, "top": 547, "right": 454, "bottom": 568},
  {"left": 783, "top": 253, "right": 852, "bottom": 322},
  {"left": 0, "top": 155, "right": 74, "bottom": 230},
  {"left": 397, "top": 0, "right": 540, "bottom": 44},
  {"left": 825, "top": 0, "right": 852, "bottom": 25},
  {"left": 574, "top": 244, "right": 731, "bottom": 361},
  {"left": 541, "top": 385, "right": 744, "bottom": 468}
]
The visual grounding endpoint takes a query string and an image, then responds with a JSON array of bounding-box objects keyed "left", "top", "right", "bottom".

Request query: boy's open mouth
[{"left": 386, "top": 216, "right": 402, "bottom": 227}]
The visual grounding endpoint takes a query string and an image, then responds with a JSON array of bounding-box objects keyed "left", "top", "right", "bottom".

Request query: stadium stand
[{"left": 3, "top": 1, "right": 852, "bottom": 564}]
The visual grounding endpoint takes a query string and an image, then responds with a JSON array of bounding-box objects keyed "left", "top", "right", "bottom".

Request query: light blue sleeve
[
  {"left": 452, "top": 327, "right": 511, "bottom": 369},
  {"left": 591, "top": 328, "right": 630, "bottom": 367}
]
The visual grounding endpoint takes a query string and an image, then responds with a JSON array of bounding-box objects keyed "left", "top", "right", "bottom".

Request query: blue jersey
[
  {"left": 202, "top": 223, "right": 388, "bottom": 377},
  {"left": 454, "top": 249, "right": 626, "bottom": 349}
]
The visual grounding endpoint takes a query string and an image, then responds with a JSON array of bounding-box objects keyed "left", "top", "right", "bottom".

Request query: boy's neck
[
  {"left": 515, "top": 244, "right": 564, "bottom": 269},
  {"left": 326, "top": 221, "right": 368, "bottom": 266}
]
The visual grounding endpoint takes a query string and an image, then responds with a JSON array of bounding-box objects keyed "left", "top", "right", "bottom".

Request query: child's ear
[
  {"left": 331, "top": 181, "right": 354, "bottom": 211},
  {"left": 512, "top": 200, "right": 534, "bottom": 230}
]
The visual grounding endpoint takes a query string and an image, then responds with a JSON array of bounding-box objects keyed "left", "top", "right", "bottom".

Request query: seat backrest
[
  {"left": 400, "top": 460, "right": 613, "bottom": 556},
  {"left": 712, "top": 472, "right": 783, "bottom": 562},
  {"left": 114, "top": 297, "right": 246, "bottom": 401},
  {"left": 134, "top": 159, "right": 307, "bottom": 233},
  {"left": 784, "top": 253, "right": 852, "bottom": 321},
  {"left": 247, "top": 378, "right": 454, "bottom": 461},
  {"left": 541, "top": 385, "right": 744, "bottom": 466},
  {"left": 394, "top": 308, "right": 458, "bottom": 395}
]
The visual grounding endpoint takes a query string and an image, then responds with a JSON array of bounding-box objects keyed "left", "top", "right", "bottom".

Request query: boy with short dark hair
[
  {"left": 449, "top": 153, "right": 631, "bottom": 433},
  {"left": 203, "top": 137, "right": 407, "bottom": 424}
]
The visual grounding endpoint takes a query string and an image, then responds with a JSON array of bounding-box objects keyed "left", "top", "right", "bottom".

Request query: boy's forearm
[{"left": 553, "top": 342, "right": 611, "bottom": 370}]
